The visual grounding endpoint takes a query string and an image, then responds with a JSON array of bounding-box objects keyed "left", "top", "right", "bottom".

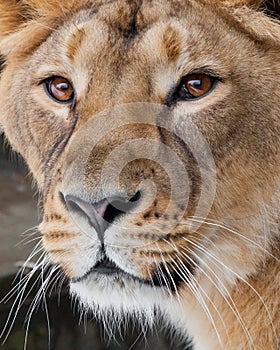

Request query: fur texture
[{"left": 0, "top": 1, "right": 279, "bottom": 349}]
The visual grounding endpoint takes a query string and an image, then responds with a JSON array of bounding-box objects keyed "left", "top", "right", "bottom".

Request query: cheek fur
[{"left": 0, "top": 1, "right": 279, "bottom": 349}]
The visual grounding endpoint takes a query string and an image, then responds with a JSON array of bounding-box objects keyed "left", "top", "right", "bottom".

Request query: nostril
[
  {"left": 108, "top": 191, "right": 141, "bottom": 216},
  {"left": 129, "top": 190, "right": 142, "bottom": 203},
  {"left": 103, "top": 202, "right": 123, "bottom": 224}
]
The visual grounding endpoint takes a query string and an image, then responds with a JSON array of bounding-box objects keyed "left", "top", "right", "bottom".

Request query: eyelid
[
  {"left": 181, "top": 64, "right": 227, "bottom": 82},
  {"left": 184, "top": 69, "right": 224, "bottom": 83},
  {"left": 31, "top": 71, "right": 72, "bottom": 86}
]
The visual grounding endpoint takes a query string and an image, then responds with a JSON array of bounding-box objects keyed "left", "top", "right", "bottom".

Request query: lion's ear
[
  {"left": 0, "top": 0, "right": 29, "bottom": 39},
  {"left": 224, "top": 0, "right": 280, "bottom": 18},
  {"left": 263, "top": 0, "right": 280, "bottom": 19},
  {"left": 247, "top": 0, "right": 280, "bottom": 19},
  {"left": 217, "top": 0, "right": 280, "bottom": 45},
  {"left": 227, "top": 0, "right": 263, "bottom": 6},
  {"left": 0, "top": 0, "right": 88, "bottom": 58},
  {"left": 0, "top": 0, "right": 85, "bottom": 39},
  {"left": 0, "top": 0, "right": 47, "bottom": 58}
]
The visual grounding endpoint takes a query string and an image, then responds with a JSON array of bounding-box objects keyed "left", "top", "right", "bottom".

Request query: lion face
[{"left": 0, "top": 0, "right": 280, "bottom": 348}]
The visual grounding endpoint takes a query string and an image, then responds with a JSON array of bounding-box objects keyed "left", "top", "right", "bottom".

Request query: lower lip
[
  {"left": 93, "top": 267, "right": 122, "bottom": 275},
  {"left": 71, "top": 266, "right": 124, "bottom": 283}
]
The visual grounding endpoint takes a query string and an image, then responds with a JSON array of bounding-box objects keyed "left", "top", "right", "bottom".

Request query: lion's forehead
[
  {"left": 54, "top": 1, "right": 228, "bottom": 63},
  {"left": 32, "top": 1, "right": 245, "bottom": 117}
]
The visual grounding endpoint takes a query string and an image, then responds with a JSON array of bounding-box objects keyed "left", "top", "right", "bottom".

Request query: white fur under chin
[{"left": 69, "top": 272, "right": 189, "bottom": 338}]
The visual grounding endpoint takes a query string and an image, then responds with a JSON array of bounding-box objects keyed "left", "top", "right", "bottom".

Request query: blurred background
[{"left": 0, "top": 134, "right": 189, "bottom": 350}]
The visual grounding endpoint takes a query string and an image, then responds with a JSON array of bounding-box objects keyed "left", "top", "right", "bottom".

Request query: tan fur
[{"left": 0, "top": 0, "right": 279, "bottom": 349}]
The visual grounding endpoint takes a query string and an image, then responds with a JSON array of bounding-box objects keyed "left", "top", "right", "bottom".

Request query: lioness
[{"left": 0, "top": 0, "right": 279, "bottom": 349}]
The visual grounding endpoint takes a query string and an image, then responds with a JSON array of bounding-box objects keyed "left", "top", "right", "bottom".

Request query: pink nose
[{"left": 64, "top": 192, "right": 141, "bottom": 242}]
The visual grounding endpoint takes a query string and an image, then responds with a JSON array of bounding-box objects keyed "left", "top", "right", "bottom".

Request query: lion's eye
[
  {"left": 43, "top": 77, "right": 74, "bottom": 103},
  {"left": 177, "top": 74, "right": 215, "bottom": 100}
]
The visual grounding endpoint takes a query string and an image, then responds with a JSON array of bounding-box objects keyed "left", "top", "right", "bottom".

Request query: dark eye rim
[
  {"left": 167, "top": 74, "right": 220, "bottom": 106},
  {"left": 42, "top": 76, "right": 75, "bottom": 105}
]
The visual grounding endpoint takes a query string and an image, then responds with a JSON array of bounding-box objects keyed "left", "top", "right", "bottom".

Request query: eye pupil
[{"left": 45, "top": 77, "right": 74, "bottom": 103}]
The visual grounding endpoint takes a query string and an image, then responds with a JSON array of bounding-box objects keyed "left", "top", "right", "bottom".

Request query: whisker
[
  {"left": 16, "top": 226, "right": 40, "bottom": 246},
  {"left": 153, "top": 261, "right": 172, "bottom": 297},
  {"left": 24, "top": 264, "right": 59, "bottom": 350},
  {"left": 155, "top": 243, "right": 182, "bottom": 305},
  {"left": 176, "top": 241, "right": 255, "bottom": 349},
  {"left": 181, "top": 235, "right": 278, "bottom": 342},
  {"left": 1, "top": 262, "right": 44, "bottom": 343},
  {"left": 1, "top": 249, "right": 45, "bottom": 304},
  {"left": 185, "top": 217, "right": 279, "bottom": 262},
  {"left": 128, "top": 330, "right": 144, "bottom": 350},
  {"left": 161, "top": 246, "right": 224, "bottom": 348},
  {"left": 15, "top": 239, "right": 44, "bottom": 283}
]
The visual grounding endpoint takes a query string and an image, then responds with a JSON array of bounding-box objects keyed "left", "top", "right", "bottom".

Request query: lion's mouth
[
  {"left": 92, "top": 257, "right": 122, "bottom": 275},
  {"left": 71, "top": 256, "right": 125, "bottom": 283},
  {"left": 71, "top": 252, "right": 195, "bottom": 293}
]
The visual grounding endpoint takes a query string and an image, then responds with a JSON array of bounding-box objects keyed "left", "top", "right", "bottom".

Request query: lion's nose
[{"left": 64, "top": 192, "right": 141, "bottom": 242}]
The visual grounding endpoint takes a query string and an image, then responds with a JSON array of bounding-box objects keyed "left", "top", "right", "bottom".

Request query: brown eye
[
  {"left": 44, "top": 76, "right": 74, "bottom": 103},
  {"left": 178, "top": 74, "right": 215, "bottom": 100}
]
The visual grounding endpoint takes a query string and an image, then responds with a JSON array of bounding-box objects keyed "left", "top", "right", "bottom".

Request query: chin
[{"left": 69, "top": 271, "right": 182, "bottom": 330}]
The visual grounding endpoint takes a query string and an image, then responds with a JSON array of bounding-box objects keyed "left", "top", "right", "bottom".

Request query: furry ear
[
  {"left": 0, "top": 0, "right": 86, "bottom": 38},
  {"left": 0, "top": 0, "right": 91, "bottom": 58},
  {"left": 208, "top": 0, "right": 262, "bottom": 7},
  {"left": 264, "top": 0, "right": 280, "bottom": 19},
  {"left": 217, "top": 0, "right": 280, "bottom": 46},
  {"left": 228, "top": 0, "right": 263, "bottom": 6},
  {"left": 0, "top": 0, "right": 29, "bottom": 39},
  {"left": 226, "top": 0, "right": 280, "bottom": 18},
  {"left": 0, "top": 0, "right": 49, "bottom": 57}
]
